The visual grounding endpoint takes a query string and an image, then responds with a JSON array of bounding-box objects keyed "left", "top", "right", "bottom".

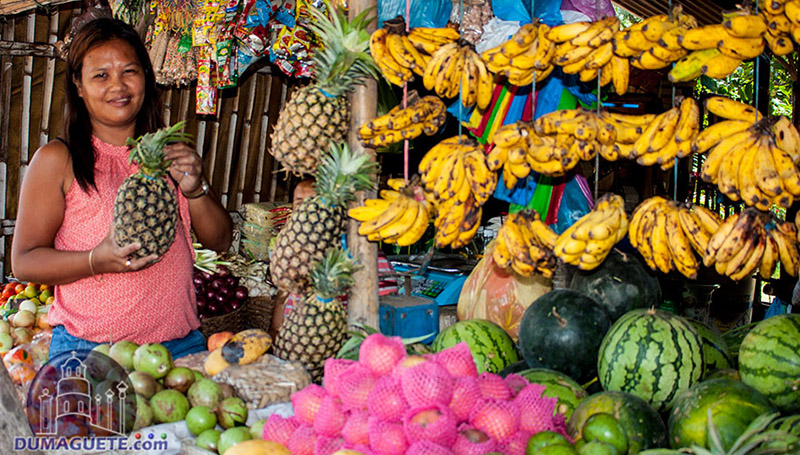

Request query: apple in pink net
[
  {"left": 410, "top": 408, "right": 443, "bottom": 427},
  {"left": 462, "top": 428, "right": 490, "bottom": 443}
]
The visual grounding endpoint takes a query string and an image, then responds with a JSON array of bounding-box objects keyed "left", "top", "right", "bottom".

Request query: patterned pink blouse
[{"left": 48, "top": 136, "right": 200, "bottom": 344}]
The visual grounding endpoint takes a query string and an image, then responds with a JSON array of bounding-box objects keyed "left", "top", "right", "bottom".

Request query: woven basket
[
  {"left": 241, "top": 296, "right": 274, "bottom": 332},
  {"left": 198, "top": 304, "right": 244, "bottom": 338}
]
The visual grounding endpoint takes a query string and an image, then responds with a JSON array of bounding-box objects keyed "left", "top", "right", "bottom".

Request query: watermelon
[
  {"left": 517, "top": 368, "right": 588, "bottom": 420},
  {"left": 518, "top": 289, "right": 611, "bottom": 384},
  {"left": 738, "top": 314, "right": 800, "bottom": 413},
  {"left": 668, "top": 378, "right": 776, "bottom": 451},
  {"left": 568, "top": 249, "right": 661, "bottom": 322},
  {"left": 705, "top": 369, "right": 740, "bottom": 382},
  {"left": 431, "top": 319, "right": 518, "bottom": 374},
  {"left": 720, "top": 322, "right": 756, "bottom": 367},
  {"left": 690, "top": 320, "right": 732, "bottom": 377},
  {"left": 568, "top": 391, "right": 667, "bottom": 455},
  {"left": 597, "top": 309, "right": 703, "bottom": 412}
]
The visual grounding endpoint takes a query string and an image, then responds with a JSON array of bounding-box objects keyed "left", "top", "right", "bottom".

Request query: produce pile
[{"left": 1, "top": 282, "right": 53, "bottom": 388}]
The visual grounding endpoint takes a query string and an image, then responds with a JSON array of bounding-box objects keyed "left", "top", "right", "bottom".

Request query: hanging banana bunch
[
  {"left": 628, "top": 197, "right": 722, "bottom": 279},
  {"left": 480, "top": 21, "right": 556, "bottom": 87},
  {"left": 759, "top": 0, "right": 796, "bottom": 56},
  {"left": 697, "top": 96, "right": 800, "bottom": 210},
  {"left": 668, "top": 11, "right": 766, "bottom": 82},
  {"left": 492, "top": 210, "right": 557, "bottom": 278},
  {"left": 626, "top": 97, "right": 700, "bottom": 170},
  {"left": 370, "top": 24, "right": 459, "bottom": 87},
  {"left": 549, "top": 17, "right": 620, "bottom": 86},
  {"left": 423, "top": 41, "right": 495, "bottom": 109},
  {"left": 348, "top": 179, "right": 431, "bottom": 247},
  {"left": 418, "top": 136, "right": 497, "bottom": 249},
  {"left": 704, "top": 208, "right": 799, "bottom": 280},
  {"left": 554, "top": 194, "right": 628, "bottom": 271},
  {"left": 358, "top": 95, "right": 446, "bottom": 147}
]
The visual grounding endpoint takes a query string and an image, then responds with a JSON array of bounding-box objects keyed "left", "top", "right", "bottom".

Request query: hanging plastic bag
[
  {"left": 379, "top": 0, "right": 452, "bottom": 29},
  {"left": 457, "top": 240, "right": 552, "bottom": 340},
  {"left": 450, "top": 0, "right": 495, "bottom": 44},
  {"left": 560, "top": 0, "right": 615, "bottom": 21},
  {"left": 492, "top": 0, "right": 562, "bottom": 25}
]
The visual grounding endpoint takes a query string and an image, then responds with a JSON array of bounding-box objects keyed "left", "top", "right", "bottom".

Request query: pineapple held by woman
[
  {"left": 270, "top": 2, "right": 379, "bottom": 176},
  {"left": 274, "top": 247, "right": 358, "bottom": 381},
  {"left": 113, "top": 122, "right": 192, "bottom": 258},
  {"left": 270, "top": 142, "right": 377, "bottom": 293}
]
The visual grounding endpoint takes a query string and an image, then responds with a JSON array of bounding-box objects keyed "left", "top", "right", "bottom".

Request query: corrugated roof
[{"left": 613, "top": 0, "right": 741, "bottom": 26}]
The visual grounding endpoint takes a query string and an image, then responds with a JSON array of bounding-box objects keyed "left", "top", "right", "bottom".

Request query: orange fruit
[{"left": 8, "top": 364, "right": 36, "bottom": 385}]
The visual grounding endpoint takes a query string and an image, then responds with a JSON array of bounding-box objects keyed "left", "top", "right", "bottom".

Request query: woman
[{"left": 11, "top": 17, "right": 232, "bottom": 360}]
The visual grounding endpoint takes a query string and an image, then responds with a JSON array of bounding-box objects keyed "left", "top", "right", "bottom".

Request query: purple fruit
[
  {"left": 207, "top": 303, "right": 219, "bottom": 314},
  {"left": 201, "top": 271, "right": 213, "bottom": 281},
  {"left": 193, "top": 276, "right": 204, "bottom": 287},
  {"left": 211, "top": 279, "right": 224, "bottom": 290},
  {"left": 234, "top": 287, "right": 248, "bottom": 300},
  {"left": 230, "top": 301, "right": 241, "bottom": 311},
  {"left": 196, "top": 297, "right": 207, "bottom": 308}
]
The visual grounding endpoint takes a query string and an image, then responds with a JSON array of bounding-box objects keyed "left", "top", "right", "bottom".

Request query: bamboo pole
[
  {"left": 162, "top": 87, "right": 173, "bottom": 126},
  {"left": 268, "top": 79, "right": 288, "bottom": 202},
  {"left": 196, "top": 119, "right": 207, "bottom": 158},
  {"left": 235, "top": 76, "right": 258, "bottom": 208},
  {"left": 254, "top": 75, "right": 273, "bottom": 202},
  {"left": 221, "top": 89, "right": 241, "bottom": 207},
  {"left": 0, "top": 19, "right": 14, "bottom": 163},
  {"left": 38, "top": 10, "right": 59, "bottom": 148},
  {"left": 20, "top": 12, "right": 36, "bottom": 183},
  {"left": 346, "top": 0, "right": 379, "bottom": 329},
  {"left": 0, "top": 40, "right": 57, "bottom": 57}
]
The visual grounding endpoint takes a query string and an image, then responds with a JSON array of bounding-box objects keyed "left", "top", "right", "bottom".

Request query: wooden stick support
[{"left": 346, "top": 0, "right": 379, "bottom": 330}]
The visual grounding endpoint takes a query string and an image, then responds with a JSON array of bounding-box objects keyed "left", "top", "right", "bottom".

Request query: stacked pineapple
[
  {"left": 270, "top": 3, "right": 379, "bottom": 176},
  {"left": 273, "top": 247, "right": 359, "bottom": 381},
  {"left": 114, "top": 122, "right": 193, "bottom": 259}
]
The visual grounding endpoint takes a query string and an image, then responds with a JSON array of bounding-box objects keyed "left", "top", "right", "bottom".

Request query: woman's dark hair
[{"left": 64, "top": 17, "right": 163, "bottom": 192}]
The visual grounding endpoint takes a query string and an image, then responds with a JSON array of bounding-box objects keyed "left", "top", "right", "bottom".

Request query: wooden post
[{"left": 346, "top": 0, "right": 379, "bottom": 329}]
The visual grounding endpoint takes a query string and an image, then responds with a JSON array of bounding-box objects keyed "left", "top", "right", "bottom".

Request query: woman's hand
[
  {"left": 93, "top": 227, "right": 158, "bottom": 273},
  {"left": 165, "top": 142, "right": 204, "bottom": 196}
]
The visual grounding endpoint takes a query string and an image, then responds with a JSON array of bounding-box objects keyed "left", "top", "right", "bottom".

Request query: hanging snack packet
[{"left": 196, "top": 46, "right": 219, "bottom": 115}]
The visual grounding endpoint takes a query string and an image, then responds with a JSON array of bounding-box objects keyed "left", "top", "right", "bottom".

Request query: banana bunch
[
  {"left": 704, "top": 208, "right": 799, "bottom": 280},
  {"left": 614, "top": 7, "right": 697, "bottom": 74},
  {"left": 759, "top": 0, "right": 796, "bottom": 56},
  {"left": 358, "top": 95, "right": 446, "bottom": 147},
  {"left": 418, "top": 136, "right": 497, "bottom": 248},
  {"left": 493, "top": 210, "right": 558, "bottom": 278},
  {"left": 407, "top": 27, "right": 461, "bottom": 56},
  {"left": 423, "top": 42, "right": 494, "bottom": 109},
  {"left": 668, "top": 13, "right": 765, "bottom": 82},
  {"left": 629, "top": 197, "right": 721, "bottom": 279},
  {"left": 481, "top": 22, "right": 556, "bottom": 87},
  {"left": 348, "top": 186, "right": 431, "bottom": 247},
  {"left": 698, "top": 96, "right": 800, "bottom": 210},
  {"left": 369, "top": 29, "right": 431, "bottom": 86},
  {"left": 625, "top": 97, "right": 700, "bottom": 170},
  {"left": 548, "top": 17, "right": 622, "bottom": 87},
  {"left": 554, "top": 194, "right": 628, "bottom": 271}
]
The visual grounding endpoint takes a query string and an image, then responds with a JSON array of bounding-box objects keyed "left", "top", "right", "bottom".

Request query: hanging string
[
  {"left": 458, "top": 0, "right": 465, "bottom": 144},
  {"left": 403, "top": 0, "right": 411, "bottom": 183},
  {"left": 594, "top": 0, "right": 601, "bottom": 199},
  {"left": 668, "top": 0, "right": 678, "bottom": 201},
  {"left": 754, "top": 1, "right": 762, "bottom": 127},
  {"left": 531, "top": 0, "right": 537, "bottom": 133}
]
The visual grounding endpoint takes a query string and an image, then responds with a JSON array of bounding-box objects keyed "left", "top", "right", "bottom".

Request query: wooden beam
[
  {"left": 0, "top": 40, "right": 56, "bottom": 58},
  {"left": 346, "top": 0, "right": 379, "bottom": 330},
  {"left": 38, "top": 9, "right": 59, "bottom": 148},
  {"left": 0, "top": 0, "right": 76, "bottom": 16}
]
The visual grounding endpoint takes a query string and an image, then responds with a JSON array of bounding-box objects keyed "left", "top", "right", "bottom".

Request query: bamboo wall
[{"left": 0, "top": 4, "right": 298, "bottom": 277}]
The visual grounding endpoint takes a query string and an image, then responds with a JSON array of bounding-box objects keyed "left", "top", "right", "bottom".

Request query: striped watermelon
[
  {"left": 432, "top": 319, "right": 518, "bottom": 374},
  {"left": 690, "top": 320, "right": 732, "bottom": 378},
  {"left": 517, "top": 368, "right": 588, "bottom": 420},
  {"left": 597, "top": 309, "right": 703, "bottom": 412},
  {"left": 738, "top": 314, "right": 800, "bottom": 413},
  {"left": 668, "top": 378, "right": 776, "bottom": 451}
]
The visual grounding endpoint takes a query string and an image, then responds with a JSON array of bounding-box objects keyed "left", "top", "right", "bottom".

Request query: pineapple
[
  {"left": 270, "top": 2, "right": 379, "bottom": 176},
  {"left": 273, "top": 247, "right": 359, "bottom": 381},
  {"left": 270, "top": 141, "right": 377, "bottom": 293},
  {"left": 113, "top": 122, "right": 192, "bottom": 258}
]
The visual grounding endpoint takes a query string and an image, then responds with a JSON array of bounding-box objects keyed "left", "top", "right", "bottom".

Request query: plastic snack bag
[{"left": 457, "top": 240, "right": 552, "bottom": 340}]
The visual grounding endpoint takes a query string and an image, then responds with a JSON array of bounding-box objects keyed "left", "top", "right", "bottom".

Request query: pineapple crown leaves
[
  {"left": 308, "top": 246, "right": 360, "bottom": 300},
  {"left": 126, "top": 121, "right": 193, "bottom": 177},
  {"left": 314, "top": 141, "right": 379, "bottom": 206},
  {"left": 306, "top": 1, "right": 380, "bottom": 95}
]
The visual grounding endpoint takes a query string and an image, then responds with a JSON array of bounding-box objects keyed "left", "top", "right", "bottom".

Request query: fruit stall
[{"left": 3, "top": 0, "right": 800, "bottom": 454}]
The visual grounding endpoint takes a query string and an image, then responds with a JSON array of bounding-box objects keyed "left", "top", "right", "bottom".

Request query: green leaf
[{"left": 706, "top": 406, "right": 726, "bottom": 454}]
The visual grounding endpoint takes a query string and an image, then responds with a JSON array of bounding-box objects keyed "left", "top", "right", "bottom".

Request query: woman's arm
[
  {"left": 166, "top": 143, "right": 232, "bottom": 252},
  {"left": 11, "top": 141, "right": 150, "bottom": 284}
]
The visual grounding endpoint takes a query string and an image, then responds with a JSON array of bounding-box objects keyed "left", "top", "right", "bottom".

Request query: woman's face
[{"left": 74, "top": 39, "right": 145, "bottom": 131}]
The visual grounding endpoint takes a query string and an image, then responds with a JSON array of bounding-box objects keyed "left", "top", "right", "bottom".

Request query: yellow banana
[
  {"left": 673, "top": 97, "right": 699, "bottom": 143},
  {"left": 764, "top": 30, "right": 795, "bottom": 55},
  {"left": 693, "top": 120, "right": 753, "bottom": 154},
  {"left": 705, "top": 96, "right": 762, "bottom": 122},
  {"left": 753, "top": 138, "right": 784, "bottom": 200},
  {"left": 668, "top": 48, "right": 720, "bottom": 83},
  {"left": 704, "top": 211, "right": 737, "bottom": 267},
  {"left": 492, "top": 236, "right": 513, "bottom": 269},
  {"left": 772, "top": 115, "right": 800, "bottom": 163},
  {"left": 348, "top": 200, "right": 393, "bottom": 221},
  {"left": 692, "top": 205, "right": 722, "bottom": 234},
  {"left": 677, "top": 207, "right": 710, "bottom": 256},
  {"left": 358, "top": 196, "right": 410, "bottom": 236},
  {"left": 701, "top": 52, "right": 743, "bottom": 79},
  {"left": 726, "top": 232, "right": 765, "bottom": 280},
  {"left": 717, "top": 36, "right": 766, "bottom": 60},
  {"left": 547, "top": 21, "right": 592, "bottom": 43},
  {"left": 386, "top": 32, "right": 417, "bottom": 71},
  {"left": 681, "top": 24, "right": 729, "bottom": 50},
  {"left": 665, "top": 205, "right": 699, "bottom": 279},
  {"left": 770, "top": 228, "right": 799, "bottom": 276},
  {"left": 376, "top": 197, "right": 422, "bottom": 242},
  {"left": 770, "top": 138, "right": 800, "bottom": 196},
  {"left": 760, "top": 235, "right": 778, "bottom": 279},
  {"left": 723, "top": 14, "right": 768, "bottom": 38},
  {"left": 395, "top": 201, "right": 430, "bottom": 247},
  {"left": 423, "top": 42, "right": 459, "bottom": 91},
  {"left": 737, "top": 144, "right": 766, "bottom": 208}
]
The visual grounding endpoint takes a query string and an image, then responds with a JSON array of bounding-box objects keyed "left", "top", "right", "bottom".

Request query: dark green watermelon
[
  {"left": 432, "top": 319, "right": 518, "bottom": 374},
  {"left": 705, "top": 369, "right": 740, "bottom": 382},
  {"left": 738, "top": 314, "right": 800, "bottom": 413},
  {"left": 668, "top": 378, "right": 776, "bottom": 451},
  {"left": 518, "top": 368, "right": 588, "bottom": 420},
  {"left": 690, "top": 320, "right": 732, "bottom": 378},
  {"left": 568, "top": 249, "right": 661, "bottom": 322},
  {"left": 519, "top": 289, "right": 612, "bottom": 384},
  {"left": 598, "top": 309, "right": 704, "bottom": 412},
  {"left": 568, "top": 391, "right": 667, "bottom": 455}
]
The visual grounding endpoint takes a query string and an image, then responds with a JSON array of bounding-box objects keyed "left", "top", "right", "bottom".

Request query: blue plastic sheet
[
  {"left": 379, "top": 0, "right": 451, "bottom": 29},
  {"left": 492, "top": 0, "right": 562, "bottom": 26}
]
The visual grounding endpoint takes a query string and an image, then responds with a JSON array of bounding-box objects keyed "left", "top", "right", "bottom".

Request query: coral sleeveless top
[{"left": 49, "top": 136, "right": 200, "bottom": 344}]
